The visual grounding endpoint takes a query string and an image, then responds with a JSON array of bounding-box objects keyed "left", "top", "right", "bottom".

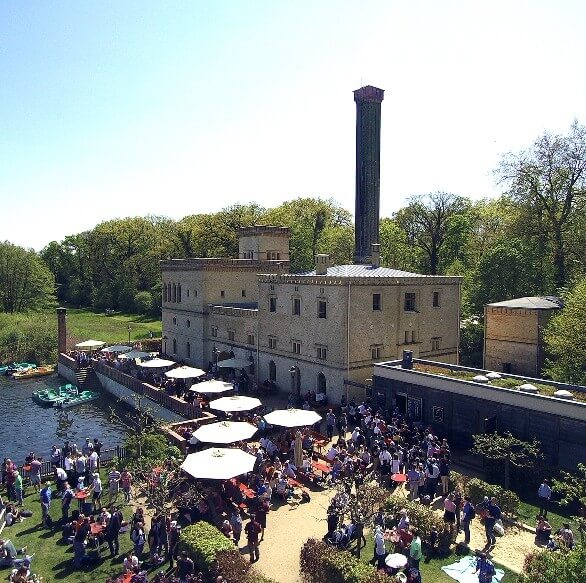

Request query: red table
[
  {"left": 391, "top": 473, "right": 407, "bottom": 482},
  {"left": 311, "top": 461, "right": 331, "bottom": 476},
  {"left": 75, "top": 489, "right": 90, "bottom": 510},
  {"left": 90, "top": 522, "right": 105, "bottom": 535}
]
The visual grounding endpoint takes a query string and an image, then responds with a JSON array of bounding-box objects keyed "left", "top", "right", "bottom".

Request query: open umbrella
[
  {"left": 189, "top": 379, "right": 234, "bottom": 394},
  {"left": 75, "top": 340, "right": 105, "bottom": 349},
  {"left": 180, "top": 447, "right": 256, "bottom": 480},
  {"left": 119, "top": 350, "right": 152, "bottom": 360},
  {"left": 165, "top": 366, "right": 206, "bottom": 379},
  {"left": 190, "top": 421, "right": 257, "bottom": 444},
  {"left": 209, "top": 395, "right": 262, "bottom": 412},
  {"left": 217, "top": 358, "right": 252, "bottom": 369},
  {"left": 264, "top": 408, "right": 322, "bottom": 428},
  {"left": 138, "top": 358, "right": 176, "bottom": 368},
  {"left": 101, "top": 345, "right": 132, "bottom": 354}
]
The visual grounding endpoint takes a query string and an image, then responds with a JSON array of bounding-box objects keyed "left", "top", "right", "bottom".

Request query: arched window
[
  {"left": 317, "top": 372, "right": 326, "bottom": 394},
  {"left": 186, "top": 342, "right": 191, "bottom": 358},
  {"left": 172, "top": 338, "right": 177, "bottom": 353},
  {"left": 172, "top": 283, "right": 177, "bottom": 303},
  {"left": 269, "top": 360, "right": 276, "bottom": 382},
  {"left": 186, "top": 319, "right": 191, "bottom": 328}
]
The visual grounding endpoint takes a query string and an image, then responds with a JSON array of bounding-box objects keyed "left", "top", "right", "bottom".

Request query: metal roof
[
  {"left": 487, "top": 296, "right": 563, "bottom": 310},
  {"left": 297, "top": 264, "right": 426, "bottom": 278}
]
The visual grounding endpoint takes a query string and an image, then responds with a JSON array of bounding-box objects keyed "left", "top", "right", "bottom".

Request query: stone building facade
[{"left": 483, "top": 296, "right": 562, "bottom": 377}]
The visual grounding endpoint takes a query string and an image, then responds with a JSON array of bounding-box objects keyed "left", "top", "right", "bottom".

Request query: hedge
[
  {"left": 179, "top": 521, "right": 235, "bottom": 572},
  {"left": 383, "top": 498, "right": 444, "bottom": 539},
  {"left": 300, "top": 539, "right": 392, "bottom": 583},
  {"left": 518, "top": 546, "right": 586, "bottom": 583}
]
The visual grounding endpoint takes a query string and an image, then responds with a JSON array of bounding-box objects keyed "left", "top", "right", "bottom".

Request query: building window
[
  {"left": 211, "top": 326, "right": 218, "bottom": 338},
  {"left": 228, "top": 330, "right": 235, "bottom": 342},
  {"left": 186, "top": 319, "right": 191, "bottom": 328},
  {"left": 177, "top": 284, "right": 182, "bottom": 303},
  {"left": 172, "top": 338, "right": 177, "bottom": 353},
  {"left": 173, "top": 317, "right": 177, "bottom": 325},
  {"left": 242, "top": 289, "right": 246, "bottom": 298},
  {"left": 221, "top": 290, "right": 225, "bottom": 298},
  {"left": 317, "top": 300, "right": 327, "bottom": 319},
  {"left": 292, "top": 297, "right": 301, "bottom": 316},
  {"left": 404, "top": 331, "right": 410, "bottom": 344},
  {"left": 269, "top": 296, "right": 277, "bottom": 312},
  {"left": 163, "top": 285, "right": 167, "bottom": 302},
  {"left": 186, "top": 342, "right": 191, "bottom": 358},
  {"left": 431, "top": 337, "right": 441, "bottom": 351},
  {"left": 243, "top": 250, "right": 253, "bottom": 259},
  {"left": 292, "top": 340, "right": 301, "bottom": 354},
  {"left": 411, "top": 330, "right": 416, "bottom": 343},
  {"left": 270, "top": 284, "right": 275, "bottom": 291},
  {"left": 186, "top": 289, "right": 190, "bottom": 297},
  {"left": 373, "top": 293, "right": 381, "bottom": 311},
  {"left": 269, "top": 360, "right": 277, "bottom": 381},
  {"left": 194, "top": 290, "right": 198, "bottom": 297},
  {"left": 316, "top": 345, "right": 327, "bottom": 360},
  {"left": 317, "top": 372, "right": 326, "bottom": 394},
  {"left": 371, "top": 345, "right": 382, "bottom": 359},
  {"left": 433, "top": 291, "right": 440, "bottom": 308},
  {"left": 267, "top": 251, "right": 280, "bottom": 260},
  {"left": 268, "top": 337, "right": 277, "bottom": 350},
  {"left": 405, "top": 330, "right": 416, "bottom": 344},
  {"left": 172, "top": 283, "right": 177, "bottom": 303},
  {"left": 247, "top": 334, "right": 255, "bottom": 345},
  {"left": 404, "top": 292, "right": 416, "bottom": 312}
]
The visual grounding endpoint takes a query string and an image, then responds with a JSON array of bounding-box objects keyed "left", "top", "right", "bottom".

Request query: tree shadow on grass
[{"left": 15, "top": 524, "right": 44, "bottom": 537}]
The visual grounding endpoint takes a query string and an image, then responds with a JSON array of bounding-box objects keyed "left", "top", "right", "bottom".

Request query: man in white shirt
[
  {"left": 537, "top": 479, "right": 552, "bottom": 518},
  {"left": 373, "top": 527, "right": 386, "bottom": 568},
  {"left": 379, "top": 447, "right": 392, "bottom": 465}
]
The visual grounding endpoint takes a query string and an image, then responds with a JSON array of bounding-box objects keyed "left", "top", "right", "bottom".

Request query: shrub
[
  {"left": 383, "top": 497, "right": 444, "bottom": 539},
  {"left": 449, "top": 470, "right": 471, "bottom": 493},
  {"left": 518, "top": 545, "right": 586, "bottom": 583},
  {"left": 300, "top": 539, "right": 392, "bottom": 583},
  {"left": 466, "top": 477, "right": 520, "bottom": 517},
  {"left": 179, "top": 522, "right": 234, "bottom": 572}
]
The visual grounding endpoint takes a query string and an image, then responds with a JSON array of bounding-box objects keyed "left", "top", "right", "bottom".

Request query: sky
[{"left": 1, "top": 1, "right": 585, "bottom": 250}]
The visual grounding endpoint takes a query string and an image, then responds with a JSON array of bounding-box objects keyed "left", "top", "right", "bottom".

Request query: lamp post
[
  {"left": 127, "top": 325, "right": 132, "bottom": 344},
  {"left": 162, "top": 335, "right": 168, "bottom": 356},
  {"left": 289, "top": 365, "right": 297, "bottom": 396},
  {"left": 212, "top": 347, "right": 220, "bottom": 375}
]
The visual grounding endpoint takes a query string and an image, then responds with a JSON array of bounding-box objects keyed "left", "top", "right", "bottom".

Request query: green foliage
[
  {"left": 179, "top": 521, "right": 235, "bottom": 572},
  {"left": 383, "top": 497, "right": 444, "bottom": 539},
  {"left": 544, "top": 277, "right": 586, "bottom": 385},
  {"left": 552, "top": 463, "right": 586, "bottom": 509},
  {"left": 300, "top": 538, "right": 392, "bottom": 583},
  {"left": 0, "top": 241, "right": 56, "bottom": 312},
  {"left": 134, "top": 290, "right": 154, "bottom": 315},
  {"left": 518, "top": 545, "right": 586, "bottom": 583},
  {"left": 465, "top": 478, "right": 520, "bottom": 517},
  {"left": 125, "top": 432, "right": 179, "bottom": 462},
  {"left": 459, "top": 318, "right": 484, "bottom": 367},
  {"left": 0, "top": 311, "right": 57, "bottom": 363},
  {"left": 212, "top": 549, "right": 278, "bottom": 583}
]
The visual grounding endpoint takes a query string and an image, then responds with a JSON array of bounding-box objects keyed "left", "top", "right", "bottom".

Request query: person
[
  {"left": 245, "top": 514, "right": 262, "bottom": 563},
  {"left": 397, "top": 509, "right": 410, "bottom": 532},
  {"left": 537, "top": 479, "right": 552, "bottom": 518},
  {"left": 461, "top": 496, "right": 475, "bottom": 546},
  {"left": 176, "top": 550, "right": 194, "bottom": 582},
  {"left": 54, "top": 465, "right": 67, "bottom": 493},
  {"left": 255, "top": 496, "right": 270, "bottom": 541},
  {"left": 409, "top": 529, "right": 423, "bottom": 569},
  {"left": 73, "top": 515, "right": 90, "bottom": 568},
  {"left": 4, "top": 505, "right": 21, "bottom": 527},
  {"left": 326, "top": 409, "right": 336, "bottom": 440},
  {"left": 62, "top": 482, "right": 74, "bottom": 522},
  {"left": 40, "top": 482, "right": 52, "bottom": 528},
  {"left": 120, "top": 468, "right": 132, "bottom": 503},
  {"left": 108, "top": 467, "right": 121, "bottom": 505},
  {"left": 168, "top": 521, "right": 181, "bottom": 569},
  {"left": 29, "top": 457, "right": 42, "bottom": 492},
  {"left": 131, "top": 521, "right": 146, "bottom": 558},
  {"left": 13, "top": 472, "right": 23, "bottom": 506},
  {"left": 230, "top": 507, "right": 243, "bottom": 545},
  {"left": 484, "top": 497, "right": 502, "bottom": 549},
  {"left": 105, "top": 506, "right": 123, "bottom": 557},
  {"left": 535, "top": 515, "right": 552, "bottom": 546},
  {"left": 439, "top": 457, "right": 450, "bottom": 496},
  {"left": 556, "top": 522, "right": 574, "bottom": 548},
  {"left": 443, "top": 493, "right": 457, "bottom": 539},
  {"left": 373, "top": 526, "right": 386, "bottom": 568},
  {"left": 0, "top": 539, "right": 29, "bottom": 568},
  {"left": 473, "top": 552, "right": 496, "bottom": 583},
  {"left": 124, "top": 551, "right": 139, "bottom": 572},
  {"left": 92, "top": 472, "right": 103, "bottom": 512}
]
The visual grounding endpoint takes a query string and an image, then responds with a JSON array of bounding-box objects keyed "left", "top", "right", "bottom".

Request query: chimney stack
[
  {"left": 371, "top": 243, "right": 381, "bottom": 268},
  {"left": 315, "top": 254, "right": 330, "bottom": 275},
  {"left": 353, "top": 85, "right": 384, "bottom": 264}
]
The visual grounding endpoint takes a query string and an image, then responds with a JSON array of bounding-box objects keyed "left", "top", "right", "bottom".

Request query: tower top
[{"left": 353, "top": 85, "right": 384, "bottom": 103}]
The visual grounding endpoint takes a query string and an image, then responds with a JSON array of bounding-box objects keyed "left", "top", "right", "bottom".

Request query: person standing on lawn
[
  {"left": 537, "top": 479, "right": 552, "bottom": 518},
  {"left": 473, "top": 552, "right": 496, "bottom": 583},
  {"left": 409, "top": 529, "right": 423, "bottom": 569},
  {"left": 461, "top": 496, "right": 475, "bottom": 546},
  {"left": 245, "top": 513, "right": 262, "bottom": 563},
  {"left": 105, "top": 505, "right": 123, "bottom": 557},
  {"left": 484, "top": 497, "right": 502, "bottom": 549},
  {"left": 40, "top": 482, "right": 52, "bottom": 528},
  {"left": 13, "top": 471, "right": 23, "bottom": 506}
]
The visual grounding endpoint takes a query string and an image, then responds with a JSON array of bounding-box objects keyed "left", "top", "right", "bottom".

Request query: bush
[
  {"left": 449, "top": 470, "right": 471, "bottom": 493},
  {"left": 383, "top": 498, "right": 444, "bottom": 539},
  {"left": 466, "top": 477, "right": 520, "bottom": 517},
  {"left": 134, "top": 291, "right": 153, "bottom": 315},
  {"left": 300, "top": 539, "right": 392, "bottom": 583},
  {"left": 179, "top": 522, "right": 234, "bottom": 572},
  {"left": 518, "top": 545, "right": 586, "bottom": 583}
]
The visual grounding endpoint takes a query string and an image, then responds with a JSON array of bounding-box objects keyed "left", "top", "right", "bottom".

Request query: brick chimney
[{"left": 371, "top": 243, "right": 381, "bottom": 268}]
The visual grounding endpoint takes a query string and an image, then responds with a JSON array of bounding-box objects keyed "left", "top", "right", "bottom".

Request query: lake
[{"left": 0, "top": 372, "right": 129, "bottom": 463}]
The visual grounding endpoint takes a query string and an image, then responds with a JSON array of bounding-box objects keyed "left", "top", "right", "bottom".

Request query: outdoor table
[
  {"left": 232, "top": 479, "right": 255, "bottom": 499},
  {"left": 311, "top": 460, "right": 331, "bottom": 476},
  {"left": 75, "top": 489, "right": 90, "bottom": 510},
  {"left": 385, "top": 553, "right": 408, "bottom": 570},
  {"left": 90, "top": 523, "right": 105, "bottom": 536},
  {"left": 391, "top": 473, "right": 408, "bottom": 497}
]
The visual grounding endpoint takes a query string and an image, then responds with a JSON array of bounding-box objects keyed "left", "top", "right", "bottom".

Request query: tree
[
  {"left": 0, "top": 241, "right": 56, "bottom": 312},
  {"left": 519, "top": 545, "right": 586, "bottom": 583},
  {"left": 471, "top": 431, "right": 542, "bottom": 490},
  {"left": 394, "top": 192, "right": 470, "bottom": 274},
  {"left": 552, "top": 463, "right": 586, "bottom": 544},
  {"left": 496, "top": 121, "right": 586, "bottom": 287},
  {"left": 543, "top": 277, "right": 586, "bottom": 385}
]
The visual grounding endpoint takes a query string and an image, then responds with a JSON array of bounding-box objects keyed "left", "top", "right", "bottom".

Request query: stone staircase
[{"left": 75, "top": 366, "right": 102, "bottom": 391}]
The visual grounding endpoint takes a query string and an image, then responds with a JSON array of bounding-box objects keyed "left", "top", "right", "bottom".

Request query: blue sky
[{"left": 1, "top": 1, "right": 585, "bottom": 250}]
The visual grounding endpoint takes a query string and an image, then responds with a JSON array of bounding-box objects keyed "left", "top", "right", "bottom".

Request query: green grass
[
  {"left": 359, "top": 538, "right": 516, "bottom": 582},
  {"left": 65, "top": 307, "right": 162, "bottom": 345},
  {"left": 2, "top": 479, "right": 136, "bottom": 583},
  {"left": 516, "top": 498, "right": 572, "bottom": 531}
]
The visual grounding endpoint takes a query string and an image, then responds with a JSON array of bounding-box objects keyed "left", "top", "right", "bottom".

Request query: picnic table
[
  {"left": 307, "top": 430, "right": 329, "bottom": 451},
  {"left": 90, "top": 522, "right": 105, "bottom": 535},
  {"left": 74, "top": 489, "right": 90, "bottom": 510},
  {"left": 311, "top": 460, "right": 331, "bottom": 476}
]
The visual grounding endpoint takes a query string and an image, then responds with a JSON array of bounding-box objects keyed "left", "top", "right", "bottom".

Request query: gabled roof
[{"left": 487, "top": 296, "right": 563, "bottom": 310}]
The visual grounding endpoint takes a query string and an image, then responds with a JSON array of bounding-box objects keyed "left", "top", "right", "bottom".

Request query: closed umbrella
[
  {"left": 189, "top": 380, "right": 234, "bottom": 394},
  {"left": 191, "top": 421, "right": 257, "bottom": 444},
  {"left": 264, "top": 408, "right": 322, "bottom": 428},
  {"left": 217, "top": 358, "right": 252, "bottom": 369},
  {"left": 294, "top": 430, "right": 303, "bottom": 468},
  {"left": 165, "top": 366, "right": 206, "bottom": 379},
  {"left": 138, "top": 358, "right": 176, "bottom": 368},
  {"left": 209, "top": 395, "right": 262, "bottom": 412},
  {"left": 101, "top": 345, "right": 132, "bottom": 354},
  {"left": 181, "top": 447, "right": 256, "bottom": 480}
]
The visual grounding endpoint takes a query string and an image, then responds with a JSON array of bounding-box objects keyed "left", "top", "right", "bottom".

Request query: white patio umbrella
[
  {"left": 189, "top": 379, "right": 234, "bottom": 394},
  {"left": 165, "top": 366, "right": 206, "bottom": 379},
  {"left": 191, "top": 421, "right": 257, "bottom": 444},
  {"left": 119, "top": 349, "right": 151, "bottom": 360},
  {"left": 138, "top": 358, "right": 176, "bottom": 368},
  {"left": 209, "top": 395, "right": 262, "bottom": 412},
  {"left": 264, "top": 408, "right": 322, "bottom": 428},
  {"left": 101, "top": 345, "right": 132, "bottom": 354},
  {"left": 181, "top": 447, "right": 256, "bottom": 480},
  {"left": 75, "top": 339, "right": 105, "bottom": 349},
  {"left": 217, "top": 358, "right": 252, "bottom": 369}
]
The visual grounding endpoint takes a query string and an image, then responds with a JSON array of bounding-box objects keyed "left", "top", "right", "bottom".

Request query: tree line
[{"left": 1, "top": 122, "right": 585, "bottom": 379}]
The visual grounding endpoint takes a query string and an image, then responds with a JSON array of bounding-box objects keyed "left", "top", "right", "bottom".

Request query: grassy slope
[{"left": 66, "top": 308, "right": 162, "bottom": 345}]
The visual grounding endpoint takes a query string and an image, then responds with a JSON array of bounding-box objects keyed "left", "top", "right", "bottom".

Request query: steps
[{"left": 75, "top": 366, "right": 102, "bottom": 390}]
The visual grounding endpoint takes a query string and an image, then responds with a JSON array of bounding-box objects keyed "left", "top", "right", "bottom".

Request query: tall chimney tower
[{"left": 353, "top": 85, "right": 384, "bottom": 264}]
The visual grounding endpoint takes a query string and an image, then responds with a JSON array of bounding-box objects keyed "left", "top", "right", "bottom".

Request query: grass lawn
[
  {"left": 359, "top": 538, "right": 516, "bottom": 582},
  {"left": 516, "top": 497, "right": 572, "bottom": 531},
  {"left": 1, "top": 482, "right": 138, "bottom": 583},
  {"left": 65, "top": 307, "right": 162, "bottom": 345}
]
